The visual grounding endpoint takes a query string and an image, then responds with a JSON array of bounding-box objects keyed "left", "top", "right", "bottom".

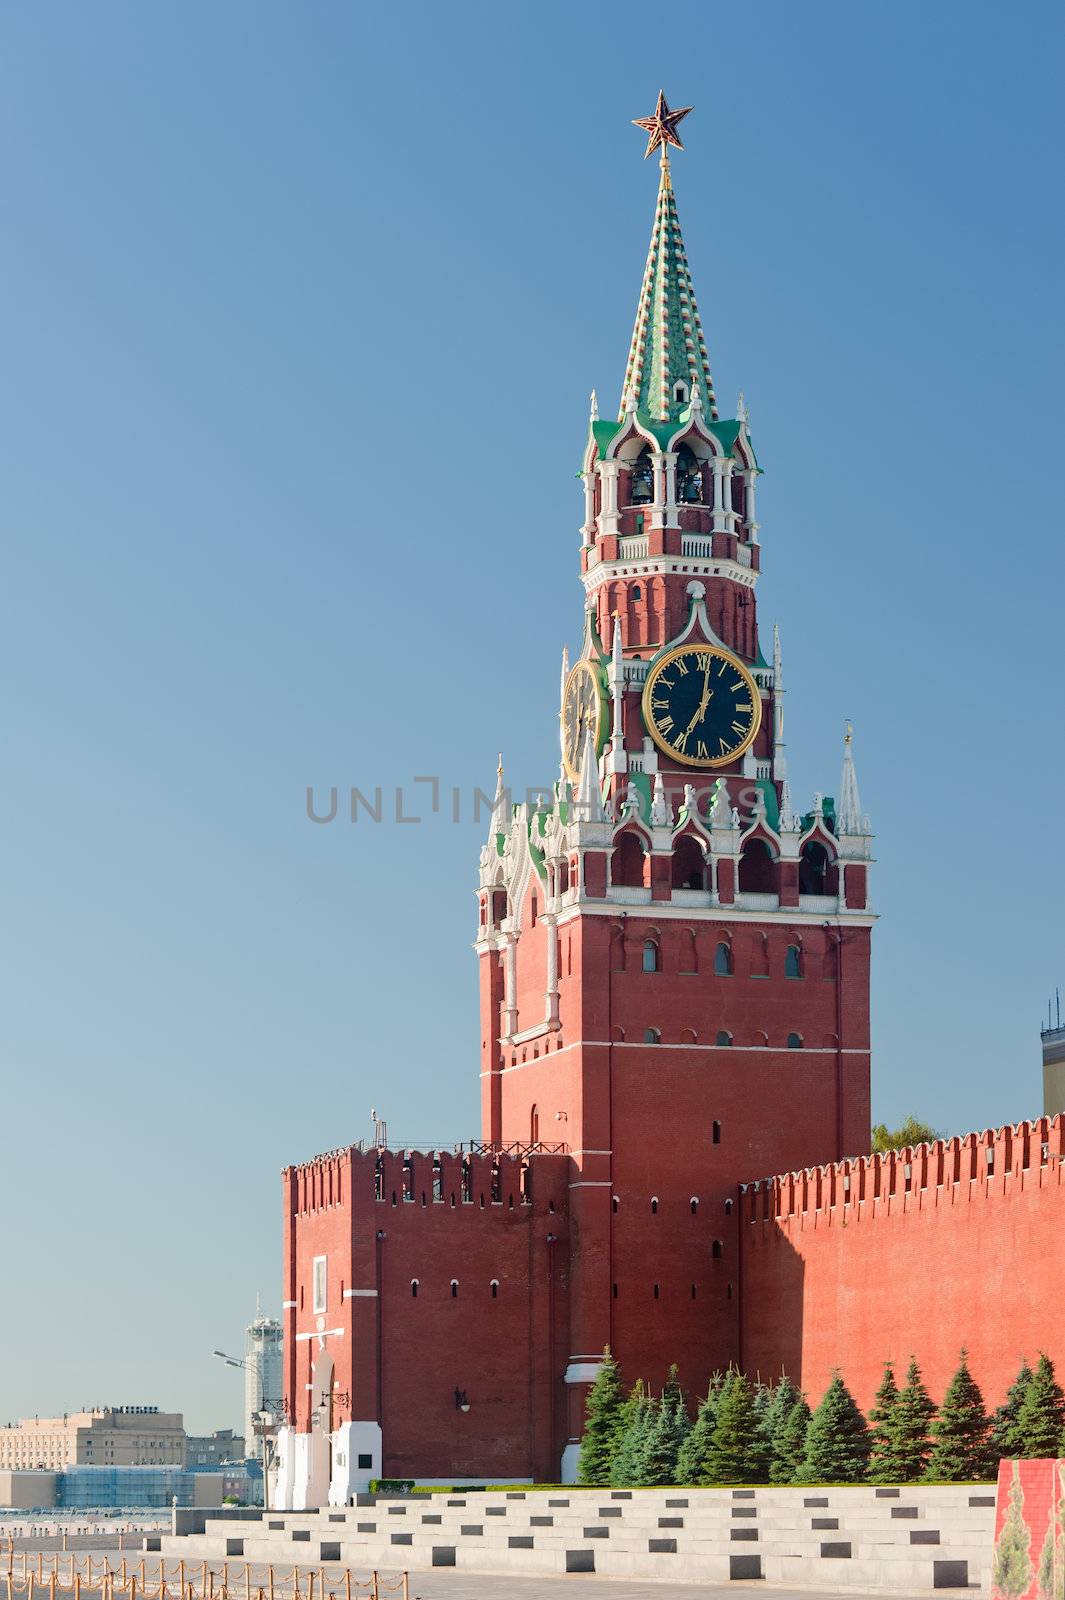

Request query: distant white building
[{"left": 243, "top": 1302, "right": 283, "bottom": 1453}]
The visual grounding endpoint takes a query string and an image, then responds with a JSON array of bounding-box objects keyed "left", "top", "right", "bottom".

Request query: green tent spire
[{"left": 619, "top": 148, "right": 719, "bottom": 425}]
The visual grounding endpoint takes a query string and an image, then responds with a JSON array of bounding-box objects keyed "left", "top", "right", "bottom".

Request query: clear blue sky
[{"left": 1, "top": 1, "right": 1061, "bottom": 1432}]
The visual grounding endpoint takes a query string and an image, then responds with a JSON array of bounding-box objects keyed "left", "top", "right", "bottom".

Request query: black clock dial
[
  {"left": 562, "top": 660, "right": 605, "bottom": 781},
  {"left": 642, "top": 645, "right": 761, "bottom": 768}
]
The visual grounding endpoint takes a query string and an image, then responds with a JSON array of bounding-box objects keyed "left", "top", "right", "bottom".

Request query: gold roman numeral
[
  {"left": 674, "top": 656, "right": 689, "bottom": 675},
  {"left": 658, "top": 715, "right": 674, "bottom": 734},
  {"left": 732, "top": 720, "right": 747, "bottom": 735},
  {"left": 651, "top": 696, "right": 669, "bottom": 710},
  {"left": 696, "top": 740, "right": 709, "bottom": 759},
  {"left": 734, "top": 701, "right": 753, "bottom": 711}
]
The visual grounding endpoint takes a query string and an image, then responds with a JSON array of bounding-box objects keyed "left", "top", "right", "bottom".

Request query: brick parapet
[{"left": 741, "top": 1115, "right": 1065, "bottom": 1225}]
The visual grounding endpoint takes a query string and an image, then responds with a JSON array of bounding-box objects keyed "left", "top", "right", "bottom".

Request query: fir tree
[
  {"left": 1016, "top": 1354, "right": 1065, "bottom": 1460},
  {"left": 868, "top": 1361, "right": 901, "bottom": 1484},
  {"left": 577, "top": 1348, "right": 626, "bottom": 1486},
  {"left": 772, "top": 1395, "right": 812, "bottom": 1485},
  {"left": 795, "top": 1373, "right": 871, "bottom": 1484},
  {"left": 760, "top": 1376, "right": 801, "bottom": 1484},
  {"left": 609, "top": 1383, "right": 648, "bottom": 1486},
  {"left": 925, "top": 1350, "right": 992, "bottom": 1482},
  {"left": 992, "top": 1461, "right": 1033, "bottom": 1599},
  {"left": 991, "top": 1361, "right": 1034, "bottom": 1459},
  {"left": 704, "top": 1369, "right": 758, "bottom": 1485},
  {"left": 642, "top": 1387, "right": 690, "bottom": 1486},
  {"left": 883, "top": 1356, "right": 936, "bottom": 1482},
  {"left": 749, "top": 1381, "right": 773, "bottom": 1482},
  {"left": 676, "top": 1374, "right": 723, "bottom": 1486}
]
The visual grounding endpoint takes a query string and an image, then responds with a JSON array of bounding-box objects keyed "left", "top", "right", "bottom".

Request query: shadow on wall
[{"left": 738, "top": 1198, "right": 805, "bottom": 1387}]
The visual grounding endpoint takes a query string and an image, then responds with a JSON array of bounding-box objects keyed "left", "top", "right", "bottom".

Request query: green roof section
[
  {"left": 620, "top": 160, "right": 718, "bottom": 425},
  {"left": 585, "top": 409, "right": 757, "bottom": 469}
]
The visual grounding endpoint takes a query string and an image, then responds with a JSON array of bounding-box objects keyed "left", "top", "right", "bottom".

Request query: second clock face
[
  {"left": 562, "top": 659, "right": 606, "bottom": 781},
  {"left": 642, "top": 644, "right": 761, "bottom": 768}
]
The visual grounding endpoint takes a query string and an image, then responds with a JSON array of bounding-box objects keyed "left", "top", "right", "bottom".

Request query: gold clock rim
[
  {"left": 641, "top": 642, "right": 763, "bottom": 769},
  {"left": 561, "top": 658, "right": 607, "bottom": 783}
]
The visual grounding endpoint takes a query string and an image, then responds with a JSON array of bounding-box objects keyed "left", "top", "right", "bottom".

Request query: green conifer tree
[
  {"left": 748, "top": 1381, "right": 773, "bottom": 1482},
  {"left": 609, "top": 1383, "right": 647, "bottom": 1486},
  {"left": 991, "top": 1361, "right": 1034, "bottom": 1459},
  {"left": 925, "top": 1350, "right": 992, "bottom": 1482},
  {"left": 1016, "top": 1354, "right": 1065, "bottom": 1459},
  {"left": 676, "top": 1374, "right": 723, "bottom": 1486},
  {"left": 576, "top": 1348, "right": 626, "bottom": 1486},
  {"left": 704, "top": 1369, "right": 758, "bottom": 1485},
  {"left": 992, "top": 1461, "right": 1033, "bottom": 1599},
  {"left": 772, "top": 1395, "right": 812, "bottom": 1485},
  {"left": 639, "top": 1388, "right": 681, "bottom": 1484},
  {"left": 613, "top": 1393, "right": 653, "bottom": 1487},
  {"left": 883, "top": 1356, "right": 936, "bottom": 1482},
  {"left": 760, "top": 1376, "right": 800, "bottom": 1484},
  {"left": 867, "top": 1361, "right": 900, "bottom": 1483},
  {"left": 795, "top": 1373, "right": 871, "bottom": 1484}
]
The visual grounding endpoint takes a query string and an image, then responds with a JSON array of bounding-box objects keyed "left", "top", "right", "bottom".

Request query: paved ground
[{"left": 6, "top": 1547, "right": 960, "bottom": 1600}]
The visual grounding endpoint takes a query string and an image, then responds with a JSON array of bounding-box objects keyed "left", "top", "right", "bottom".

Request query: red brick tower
[{"left": 474, "top": 99, "right": 875, "bottom": 1477}]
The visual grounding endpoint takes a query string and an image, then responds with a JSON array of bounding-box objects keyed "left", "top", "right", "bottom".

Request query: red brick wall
[
  {"left": 739, "top": 1118, "right": 1065, "bottom": 1413},
  {"left": 283, "top": 1149, "right": 569, "bottom": 1482}
]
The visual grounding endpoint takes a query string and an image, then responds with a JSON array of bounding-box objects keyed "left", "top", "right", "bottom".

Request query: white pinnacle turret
[
  {"left": 487, "top": 754, "right": 507, "bottom": 845},
  {"left": 650, "top": 770, "right": 671, "bottom": 827},
  {"left": 575, "top": 727, "right": 605, "bottom": 823},
  {"left": 837, "top": 722, "right": 869, "bottom": 835},
  {"left": 589, "top": 389, "right": 599, "bottom": 422}
]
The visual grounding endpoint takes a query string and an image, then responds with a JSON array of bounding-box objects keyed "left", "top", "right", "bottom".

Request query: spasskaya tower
[{"left": 474, "top": 94, "right": 874, "bottom": 1478}]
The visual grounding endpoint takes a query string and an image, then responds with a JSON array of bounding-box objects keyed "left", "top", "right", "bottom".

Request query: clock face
[
  {"left": 642, "top": 644, "right": 761, "bottom": 768},
  {"left": 562, "top": 659, "right": 606, "bottom": 781}
]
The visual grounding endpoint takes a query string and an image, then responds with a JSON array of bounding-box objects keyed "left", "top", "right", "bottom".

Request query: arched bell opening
[
  {"left": 629, "top": 444, "right": 654, "bottom": 506},
  {"left": 671, "top": 834, "right": 707, "bottom": 890},
  {"left": 799, "top": 839, "right": 839, "bottom": 896},
  {"left": 676, "top": 442, "right": 704, "bottom": 504},
  {"left": 738, "top": 837, "right": 777, "bottom": 895},
  {"left": 611, "top": 829, "right": 648, "bottom": 889}
]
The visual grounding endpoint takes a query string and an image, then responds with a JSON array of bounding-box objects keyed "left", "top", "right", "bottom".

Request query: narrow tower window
[
  {"left": 787, "top": 1032, "right": 804, "bottom": 1050},
  {"left": 785, "top": 944, "right": 803, "bottom": 978},
  {"left": 450, "top": 1279, "right": 459, "bottom": 1298},
  {"left": 714, "top": 941, "right": 733, "bottom": 976},
  {"left": 644, "top": 1027, "right": 661, "bottom": 1044},
  {"left": 642, "top": 939, "right": 659, "bottom": 973},
  {"left": 716, "top": 1030, "right": 732, "bottom": 1047}
]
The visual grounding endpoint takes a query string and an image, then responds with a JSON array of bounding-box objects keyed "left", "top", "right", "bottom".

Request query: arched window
[
  {"left": 410, "top": 1279, "right": 419, "bottom": 1298},
  {"left": 712, "top": 1239, "right": 724, "bottom": 1259},
  {"left": 672, "top": 834, "right": 706, "bottom": 890},
  {"left": 630, "top": 445, "right": 653, "bottom": 505},
  {"left": 714, "top": 941, "right": 733, "bottom": 976},
  {"left": 644, "top": 1027, "right": 661, "bottom": 1044},
  {"left": 653, "top": 1283, "right": 660, "bottom": 1299},
  {"left": 611, "top": 830, "right": 647, "bottom": 889},
  {"left": 785, "top": 944, "right": 803, "bottom": 978},
  {"left": 690, "top": 1197, "right": 699, "bottom": 1215},
  {"left": 530, "top": 1105, "right": 539, "bottom": 1143},
  {"left": 642, "top": 938, "right": 659, "bottom": 973},
  {"left": 715, "top": 1030, "right": 733, "bottom": 1047},
  {"left": 676, "top": 442, "right": 702, "bottom": 503},
  {"left": 631, "top": 585, "right": 642, "bottom": 600},
  {"left": 739, "top": 838, "right": 776, "bottom": 894},
  {"left": 712, "top": 1120, "right": 722, "bottom": 1144},
  {"left": 799, "top": 840, "right": 838, "bottom": 896},
  {"left": 651, "top": 1196, "right": 659, "bottom": 1214},
  {"left": 612, "top": 1195, "right": 619, "bottom": 1213},
  {"left": 450, "top": 1280, "right": 459, "bottom": 1298},
  {"left": 490, "top": 1280, "right": 499, "bottom": 1299},
  {"left": 724, "top": 1197, "right": 733, "bottom": 1215},
  {"left": 674, "top": 380, "right": 689, "bottom": 405},
  {"left": 787, "top": 1032, "right": 804, "bottom": 1050}
]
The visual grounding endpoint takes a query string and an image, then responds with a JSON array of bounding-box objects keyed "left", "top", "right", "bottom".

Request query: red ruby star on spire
[{"left": 632, "top": 90, "right": 693, "bottom": 160}]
